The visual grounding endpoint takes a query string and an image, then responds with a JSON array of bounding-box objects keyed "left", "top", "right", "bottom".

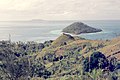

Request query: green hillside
[{"left": 0, "top": 34, "right": 120, "bottom": 80}]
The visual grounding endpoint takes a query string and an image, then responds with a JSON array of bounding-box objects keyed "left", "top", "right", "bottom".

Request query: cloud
[{"left": 0, "top": 0, "right": 120, "bottom": 20}]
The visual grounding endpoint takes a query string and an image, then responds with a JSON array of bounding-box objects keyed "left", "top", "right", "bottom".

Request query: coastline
[{"left": 0, "top": 20, "right": 120, "bottom": 42}]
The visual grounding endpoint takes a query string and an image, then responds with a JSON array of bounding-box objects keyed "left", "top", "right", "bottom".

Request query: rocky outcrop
[{"left": 62, "top": 22, "right": 102, "bottom": 35}]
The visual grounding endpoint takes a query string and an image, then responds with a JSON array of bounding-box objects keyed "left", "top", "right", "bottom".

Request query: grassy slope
[
  {"left": 99, "top": 37, "right": 120, "bottom": 59},
  {"left": 34, "top": 34, "right": 120, "bottom": 80},
  {"left": 36, "top": 34, "right": 120, "bottom": 60}
]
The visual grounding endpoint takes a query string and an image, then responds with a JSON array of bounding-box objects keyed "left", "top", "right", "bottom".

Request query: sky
[{"left": 0, "top": 0, "right": 120, "bottom": 21}]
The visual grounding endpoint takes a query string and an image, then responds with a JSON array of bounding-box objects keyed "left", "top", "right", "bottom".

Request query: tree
[{"left": 0, "top": 48, "right": 51, "bottom": 80}]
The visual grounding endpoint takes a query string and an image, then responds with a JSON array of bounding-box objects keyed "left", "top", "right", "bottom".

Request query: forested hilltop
[{"left": 0, "top": 33, "right": 120, "bottom": 80}]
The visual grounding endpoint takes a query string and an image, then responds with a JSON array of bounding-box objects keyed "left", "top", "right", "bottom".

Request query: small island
[{"left": 62, "top": 22, "right": 102, "bottom": 35}]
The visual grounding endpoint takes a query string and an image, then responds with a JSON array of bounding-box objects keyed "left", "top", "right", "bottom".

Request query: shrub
[
  {"left": 90, "top": 51, "right": 109, "bottom": 70},
  {"left": 83, "top": 52, "right": 109, "bottom": 72}
]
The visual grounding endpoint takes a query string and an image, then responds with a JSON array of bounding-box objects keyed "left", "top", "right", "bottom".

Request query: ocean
[{"left": 0, "top": 20, "right": 120, "bottom": 42}]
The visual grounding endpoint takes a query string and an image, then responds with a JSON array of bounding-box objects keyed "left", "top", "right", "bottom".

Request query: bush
[
  {"left": 109, "top": 57, "right": 118, "bottom": 72},
  {"left": 83, "top": 57, "right": 90, "bottom": 72},
  {"left": 90, "top": 52, "right": 109, "bottom": 70},
  {"left": 83, "top": 52, "right": 109, "bottom": 72}
]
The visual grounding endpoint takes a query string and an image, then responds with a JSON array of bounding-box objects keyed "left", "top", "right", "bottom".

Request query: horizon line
[{"left": 0, "top": 19, "right": 120, "bottom": 22}]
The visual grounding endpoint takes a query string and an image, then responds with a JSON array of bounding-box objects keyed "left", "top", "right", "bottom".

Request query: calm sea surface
[{"left": 0, "top": 20, "right": 120, "bottom": 42}]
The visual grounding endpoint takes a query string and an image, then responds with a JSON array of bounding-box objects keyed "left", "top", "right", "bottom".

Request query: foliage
[{"left": 0, "top": 35, "right": 120, "bottom": 80}]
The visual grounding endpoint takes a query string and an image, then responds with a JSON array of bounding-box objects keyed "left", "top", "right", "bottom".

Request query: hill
[
  {"left": 51, "top": 33, "right": 75, "bottom": 48},
  {"left": 62, "top": 22, "right": 102, "bottom": 35},
  {"left": 99, "top": 37, "right": 120, "bottom": 59},
  {"left": 34, "top": 34, "right": 120, "bottom": 80},
  {"left": 36, "top": 34, "right": 120, "bottom": 60},
  {"left": 0, "top": 34, "right": 120, "bottom": 80}
]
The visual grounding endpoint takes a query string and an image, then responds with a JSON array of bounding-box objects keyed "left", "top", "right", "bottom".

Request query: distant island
[{"left": 62, "top": 22, "right": 102, "bottom": 35}]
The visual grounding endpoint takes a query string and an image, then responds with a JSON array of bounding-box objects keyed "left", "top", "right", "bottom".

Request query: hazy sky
[{"left": 0, "top": 0, "right": 120, "bottom": 21}]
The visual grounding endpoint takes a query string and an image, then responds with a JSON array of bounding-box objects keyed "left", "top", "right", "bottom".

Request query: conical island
[{"left": 62, "top": 22, "right": 102, "bottom": 35}]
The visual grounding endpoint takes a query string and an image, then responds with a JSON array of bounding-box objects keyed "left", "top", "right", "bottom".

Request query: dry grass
[{"left": 36, "top": 34, "right": 120, "bottom": 60}]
